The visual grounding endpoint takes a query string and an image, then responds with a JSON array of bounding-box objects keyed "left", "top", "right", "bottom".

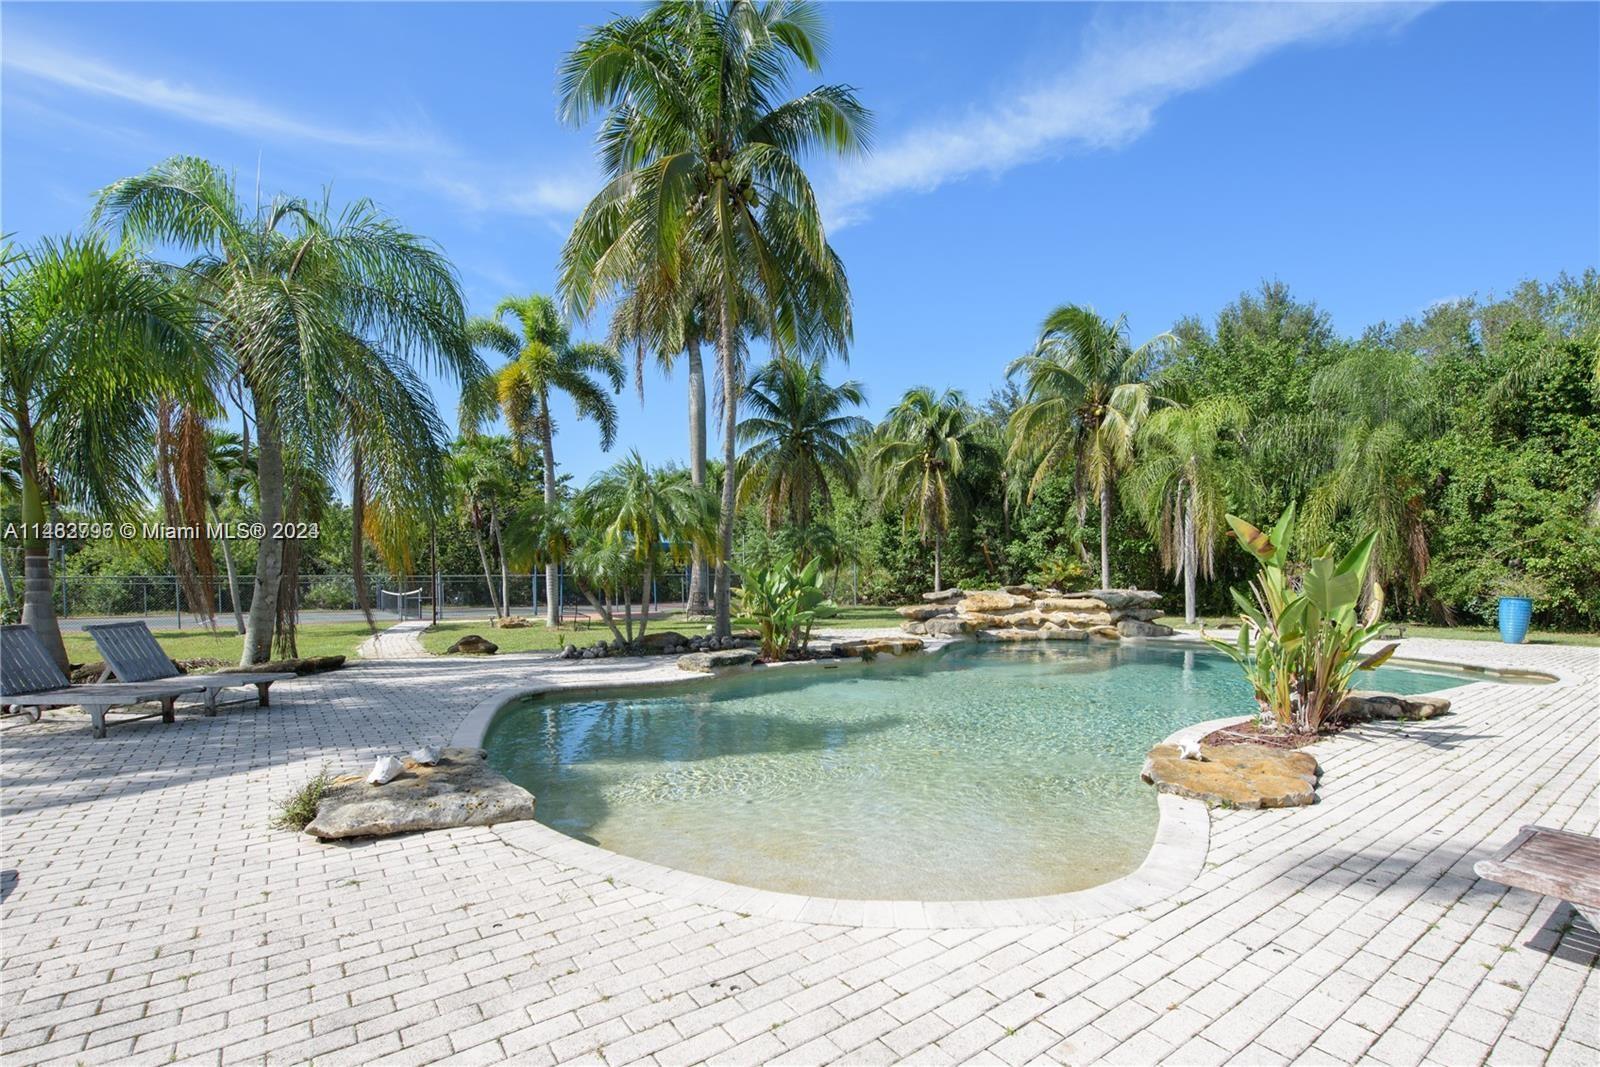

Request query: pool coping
[{"left": 454, "top": 631, "right": 1558, "bottom": 929}]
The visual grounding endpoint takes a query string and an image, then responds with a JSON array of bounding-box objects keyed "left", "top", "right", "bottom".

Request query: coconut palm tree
[
  {"left": 95, "top": 156, "right": 480, "bottom": 665},
  {"left": 461, "top": 293, "right": 624, "bottom": 627},
  {"left": 1125, "top": 397, "right": 1252, "bottom": 623},
  {"left": 445, "top": 438, "right": 520, "bottom": 619},
  {"left": 738, "top": 355, "right": 868, "bottom": 530},
  {"left": 0, "top": 236, "right": 208, "bottom": 668},
  {"left": 1007, "top": 305, "right": 1169, "bottom": 590},
  {"left": 558, "top": 0, "right": 870, "bottom": 638},
  {"left": 872, "top": 387, "right": 975, "bottom": 592}
]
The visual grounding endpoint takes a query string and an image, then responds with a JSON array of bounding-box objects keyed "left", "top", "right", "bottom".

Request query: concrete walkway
[
  {"left": 356, "top": 620, "right": 432, "bottom": 659},
  {"left": 0, "top": 636, "right": 1595, "bottom": 1066}
]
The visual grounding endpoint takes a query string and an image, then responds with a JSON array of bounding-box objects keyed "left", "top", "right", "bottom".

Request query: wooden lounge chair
[
  {"left": 85, "top": 621, "right": 294, "bottom": 716},
  {"left": 1, "top": 624, "right": 209, "bottom": 738},
  {"left": 1475, "top": 825, "right": 1600, "bottom": 916}
]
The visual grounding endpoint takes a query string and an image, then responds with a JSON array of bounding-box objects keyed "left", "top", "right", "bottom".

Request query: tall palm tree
[
  {"left": 738, "top": 355, "right": 868, "bottom": 530},
  {"left": 461, "top": 293, "right": 624, "bottom": 627},
  {"left": 1007, "top": 305, "right": 1169, "bottom": 589},
  {"left": 0, "top": 236, "right": 207, "bottom": 668},
  {"left": 96, "top": 156, "right": 480, "bottom": 665},
  {"left": 559, "top": 0, "right": 870, "bottom": 638},
  {"left": 1125, "top": 397, "right": 1252, "bottom": 623},
  {"left": 445, "top": 438, "right": 520, "bottom": 619},
  {"left": 607, "top": 266, "right": 718, "bottom": 615},
  {"left": 872, "top": 387, "right": 975, "bottom": 592}
]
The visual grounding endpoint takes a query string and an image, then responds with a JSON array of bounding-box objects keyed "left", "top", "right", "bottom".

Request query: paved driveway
[{"left": 1, "top": 637, "right": 1595, "bottom": 1066}]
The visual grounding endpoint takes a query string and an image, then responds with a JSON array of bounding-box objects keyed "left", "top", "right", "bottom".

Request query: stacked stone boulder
[{"left": 898, "top": 585, "right": 1175, "bottom": 641}]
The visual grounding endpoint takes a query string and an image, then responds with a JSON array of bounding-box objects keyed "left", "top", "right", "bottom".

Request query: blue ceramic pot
[{"left": 1497, "top": 596, "right": 1532, "bottom": 644}]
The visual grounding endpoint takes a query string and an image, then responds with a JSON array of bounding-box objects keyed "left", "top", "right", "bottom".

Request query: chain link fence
[{"left": 46, "top": 569, "right": 699, "bottom": 624}]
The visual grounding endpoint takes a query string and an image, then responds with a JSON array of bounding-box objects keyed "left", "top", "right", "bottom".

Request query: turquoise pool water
[{"left": 484, "top": 642, "right": 1476, "bottom": 900}]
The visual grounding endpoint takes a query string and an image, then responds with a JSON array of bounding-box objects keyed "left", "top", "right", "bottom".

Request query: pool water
[{"left": 484, "top": 642, "right": 1474, "bottom": 900}]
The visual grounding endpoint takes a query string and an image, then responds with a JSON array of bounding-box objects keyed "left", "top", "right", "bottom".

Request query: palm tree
[
  {"left": 0, "top": 236, "right": 207, "bottom": 668},
  {"left": 1007, "top": 305, "right": 1169, "bottom": 590},
  {"left": 577, "top": 453, "right": 715, "bottom": 642},
  {"left": 558, "top": 0, "right": 870, "bottom": 638},
  {"left": 1299, "top": 346, "right": 1441, "bottom": 602},
  {"left": 738, "top": 355, "right": 868, "bottom": 530},
  {"left": 204, "top": 430, "right": 255, "bottom": 634},
  {"left": 96, "top": 156, "right": 480, "bottom": 665},
  {"left": 872, "top": 388, "right": 975, "bottom": 592},
  {"left": 462, "top": 293, "right": 624, "bottom": 627},
  {"left": 446, "top": 438, "right": 519, "bottom": 619},
  {"left": 1125, "top": 397, "right": 1252, "bottom": 623},
  {"left": 0, "top": 441, "right": 22, "bottom": 608}
]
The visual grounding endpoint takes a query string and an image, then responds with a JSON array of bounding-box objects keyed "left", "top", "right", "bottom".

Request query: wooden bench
[{"left": 1474, "top": 825, "right": 1600, "bottom": 912}]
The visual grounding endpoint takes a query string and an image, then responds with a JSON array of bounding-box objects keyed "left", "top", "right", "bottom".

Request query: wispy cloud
[
  {"left": 825, "top": 2, "right": 1430, "bottom": 228},
  {"left": 4, "top": 33, "right": 445, "bottom": 153}
]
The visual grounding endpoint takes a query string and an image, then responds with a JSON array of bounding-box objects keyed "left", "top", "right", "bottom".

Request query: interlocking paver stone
[{"left": 1, "top": 634, "right": 1595, "bottom": 1066}]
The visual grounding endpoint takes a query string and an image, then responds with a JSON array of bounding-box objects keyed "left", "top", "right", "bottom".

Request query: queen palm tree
[
  {"left": 204, "top": 430, "right": 254, "bottom": 634},
  {"left": 1007, "top": 305, "right": 1169, "bottom": 590},
  {"left": 1125, "top": 397, "right": 1252, "bottom": 623},
  {"left": 96, "top": 156, "right": 480, "bottom": 665},
  {"left": 738, "top": 355, "right": 868, "bottom": 530},
  {"left": 461, "top": 293, "right": 624, "bottom": 627},
  {"left": 1, "top": 236, "right": 207, "bottom": 668},
  {"left": 872, "top": 388, "right": 975, "bottom": 592},
  {"left": 558, "top": 0, "right": 870, "bottom": 638}
]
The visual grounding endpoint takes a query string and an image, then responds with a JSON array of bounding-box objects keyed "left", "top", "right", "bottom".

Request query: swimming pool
[{"left": 484, "top": 641, "right": 1479, "bottom": 900}]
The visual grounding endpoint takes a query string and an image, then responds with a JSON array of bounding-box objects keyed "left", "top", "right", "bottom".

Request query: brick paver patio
[{"left": 1, "top": 635, "right": 1595, "bottom": 1066}]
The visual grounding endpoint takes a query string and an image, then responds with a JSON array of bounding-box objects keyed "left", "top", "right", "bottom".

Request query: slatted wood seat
[
  {"left": 1, "top": 624, "right": 209, "bottom": 738},
  {"left": 86, "top": 622, "right": 294, "bottom": 717},
  {"left": 1475, "top": 825, "right": 1600, "bottom": 912}
]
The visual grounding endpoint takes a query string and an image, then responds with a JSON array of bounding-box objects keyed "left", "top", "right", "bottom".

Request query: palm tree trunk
[
  {"left": 242, "top": 403, "right": 285, "bottom": 666},
  {"left": 1099, "top": 481, "right": 1113, "bottom": 589},
  {"left": 491, "top": 503, "right": 510, "bottom": 619},
  {"left": 1182, "top": 486, "right": 1198, "bottom": 625},
  {"left": 15, "top": 412, "right": 68, "bottom": 669},
  {"left": 539, "top": 399, "right": 560, "bottom": 628},
  {"left": 714, "top": 297, "right": 738, "bottom": 639},
  {"left": 0, "top": 545, "right": 14, "bottom": 606},
  {"left": 933, "top": 535, "right": 943, "bottom": 593},
  {"left": 351, "top": 444, "right": 376, "bottom": 632},
  {"left": 685, "top": 337, "right": 711, "bottom": 616},
  {"left": 638, "top": 559, "right": 652, "bottom": 642},
  {"left": 473, "top": 522, "right": 501, "bottom": 617},
  {"left": 212, "top": 502, "right": 246, "bottom": 634}
]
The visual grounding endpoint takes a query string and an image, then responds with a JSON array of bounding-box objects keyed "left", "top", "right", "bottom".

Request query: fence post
[{"left": 175, "top": 577, "right": 182, "bottom": 630}]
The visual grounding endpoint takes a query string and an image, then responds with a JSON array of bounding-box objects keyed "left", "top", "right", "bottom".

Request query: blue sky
[{"left": 4, "top": 1, "right": 1597, "bottom": 482}]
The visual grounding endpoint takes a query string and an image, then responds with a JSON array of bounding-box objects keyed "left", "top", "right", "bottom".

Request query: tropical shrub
[
  {"left": 1203, "top": 507, "right": 1398, "bottom": 734},
  {"left": 738, "top": 557, "right": 837, "bottom": 659}
]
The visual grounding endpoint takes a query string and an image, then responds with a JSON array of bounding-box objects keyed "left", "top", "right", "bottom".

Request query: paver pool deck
[{"left": 1, "top": 634, "right": 1596, "bottom": 1066}]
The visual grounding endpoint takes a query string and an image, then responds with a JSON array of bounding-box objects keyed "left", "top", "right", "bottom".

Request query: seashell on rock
[
  {"left": 367, "top": 756, "right": 405, "bottom": 784},
  {"left": 410, "top": 746, "right": 440, "bottom": 766}
]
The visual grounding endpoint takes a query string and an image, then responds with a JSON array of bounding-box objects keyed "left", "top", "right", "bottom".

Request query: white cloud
[
  {"left": 3, "top": 34, "right": 445, "bottom": 153},
  {"left": 825, "top": 2, "right": 1430, "bottom": 228}
]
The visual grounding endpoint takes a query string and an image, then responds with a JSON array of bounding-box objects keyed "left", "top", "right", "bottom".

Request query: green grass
[
  {"left": 60, "top": 621, "right": 378, "bottom": 670},
  {"left": 419, "top": 604, "right": 905, "bottom": 656},
  {"left": 1155, "top": 616, "right": 1600, "bottom": 648}
]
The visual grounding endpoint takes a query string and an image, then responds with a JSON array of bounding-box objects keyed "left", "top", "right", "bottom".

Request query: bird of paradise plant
[{"left": 1203, "top": 505, "right": 1399, "bottom": 734}]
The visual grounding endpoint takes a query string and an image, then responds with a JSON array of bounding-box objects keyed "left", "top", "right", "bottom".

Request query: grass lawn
[
  {"left": 419, "top": 604, "right": 905, "bottom": 656},
  {"left": 60, "top": 621, "right": 379, "bottom": 670},
  {"left": 1155, "top": 615, "right": 1600, "bottom": 648}
]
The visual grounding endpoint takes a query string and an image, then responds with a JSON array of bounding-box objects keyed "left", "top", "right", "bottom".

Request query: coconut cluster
[{"left": 898, "top": 585, "right": 1174, "bottom": 641}]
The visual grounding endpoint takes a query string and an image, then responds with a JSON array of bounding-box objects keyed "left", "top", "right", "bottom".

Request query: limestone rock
[
  {"left": 922, "top": 588, "right": 965, "bottom": 603},
  {"left": 1142, "top": 743, "right": 1320, "bottom": 809},
  {"left": 491, "top": 616, "right": 531, "bottom": 629},
  {"left": 445, "top": 634, "right": 498, "bottom": 655},
  {"left": 1118, "top": 620, "right": 1176, "bottom": 638},
  {"left": 1039, "top": 626, "right": 1088, "bottom": 641},
  {"left": 831, "top": 637, "right": 925, "bottom": 658},
  {"left": 957, "top": 591, "right": 1033, "bottom": 614},
  {"left": 641, "top": 630, "right": 689, "bottom": 651},
  {"left": 1072, "top": 589, "right": 1163, "bottom": 610},
  {"left": 924, "top": 617, "right": 977, "bottom": 636},
  {"left": 1337, "top": 690, "right": 1452, "bottom": 722},
  {"left": 1122, "top": 607, "right": 1165, "bottom": 622},
  {"left": 1033, "top": 597, "right": 1110, "bottom": 613},
  {"left": 1061, "top": 611, "right": 1115, "bottom": 628},
  {"left": 1003, "top": 584, "right": 1037, "bottom": 596},
  {"left": 677, "top": 648, "right": 758, "bottom": 673},
  {"left": 901, "top": 621, "right": 928, "bottom": 635},
  {"left": 1090, "top": 626, "right": 1122, "bottom": 639},
  {"left": 218, "top": 655, "right": 345, "bottom": 675},
  {"left": 305, "top": 748, "right": 536, "bottom": 840},
  {"left": 897, "top": 604, "right": 955, "bottom": 621}
]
